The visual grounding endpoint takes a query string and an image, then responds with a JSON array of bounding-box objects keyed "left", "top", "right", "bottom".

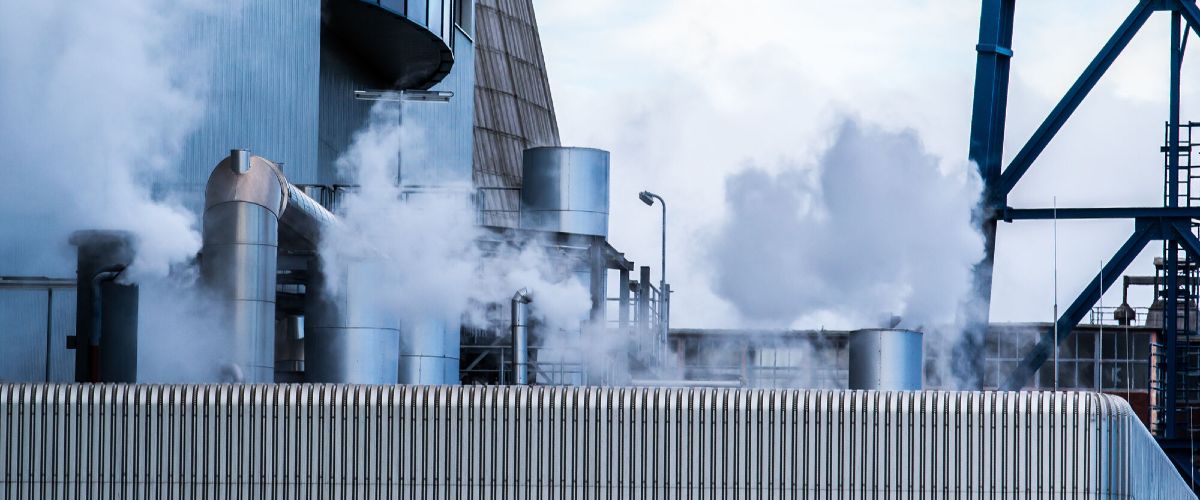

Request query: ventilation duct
[
  {"left": 848, "top": 328, "right": 923, "bottom": 390},
  {"left": 201, "top": 149, "right": 335, "bottom": 383}
]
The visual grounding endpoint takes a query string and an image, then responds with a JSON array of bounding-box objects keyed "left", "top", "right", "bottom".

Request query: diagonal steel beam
[
  {"left": 1176, "top": 0, "right": 1200, "bottom": 40},
  {"left": 1002, "top": 221, "right": 1160, "bottom": 390},
  {"left": 998, "top": 1, "right": 1155, "bottom": 195}
]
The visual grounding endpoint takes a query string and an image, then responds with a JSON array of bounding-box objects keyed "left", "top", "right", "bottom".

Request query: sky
[{"left": 533, "top": 0, "right": 1200, "bottom": 329}]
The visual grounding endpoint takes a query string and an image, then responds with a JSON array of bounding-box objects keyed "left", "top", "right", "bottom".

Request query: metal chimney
[
  {"left": 68, "top": 230, "right": 138, "bottom": 383},
  {"left": 848, "top": 328, "right": 923, "bottom": 390},
  {"left": 511, "top": 289, "right": 532, "bottom": 385},
  {"left": 201, "top": 149, "right": 335, "bottom": 383}
]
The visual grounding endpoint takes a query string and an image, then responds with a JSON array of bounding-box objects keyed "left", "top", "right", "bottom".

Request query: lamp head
[{"left": 639, "top": 191, "right": 655, "bottom": 206}]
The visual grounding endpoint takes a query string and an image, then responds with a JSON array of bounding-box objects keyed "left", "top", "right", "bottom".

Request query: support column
[{"left": 964, "top": 0, "right": 1016, "bottom": 389}]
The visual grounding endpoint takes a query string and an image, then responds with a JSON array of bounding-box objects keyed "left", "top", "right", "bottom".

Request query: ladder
[{"left": 1154, "top": 122, "right": 1200, "bottom": 455}]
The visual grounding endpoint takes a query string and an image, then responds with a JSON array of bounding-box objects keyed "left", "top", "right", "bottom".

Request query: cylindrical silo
[
  {"left": 848, "top": 328, "right": 923, "bottom": 390},
  {"left": 305, "top": 259, "right": 401, "bottom": 384},
  {"left": 519, "top": 147, "right": 609, "bottom": 237}
]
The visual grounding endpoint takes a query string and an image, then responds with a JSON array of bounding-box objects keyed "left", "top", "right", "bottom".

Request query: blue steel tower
[{"left": 969, "top": 0, "right": 1200, "bottom": 484}]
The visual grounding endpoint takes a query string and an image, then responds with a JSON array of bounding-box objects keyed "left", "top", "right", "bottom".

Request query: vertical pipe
[
  {"left": 44, "top": 288, "right": 52, "bottom": 382},
  {"left": 201, "top": 150, "right": 282, "bottom": 383},
  {"left": 588, "top": 238, "right": 606, "bottom": 326},
  {"left": 637, "top": 266, "right": 651, "bottom": 337},
  {"left": 618, "top": 268, "right": 630, "bottom": 330},
  {"left": 512, "top": 289, "right": 532, "bottom": 385},
  {"left": 663, "top": 283, "right": 671, "bottom": 349}
]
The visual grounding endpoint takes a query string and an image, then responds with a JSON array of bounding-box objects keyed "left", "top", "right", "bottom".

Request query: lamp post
[{"left": 638, "top": 191, "right": 667, "bottom": 356}]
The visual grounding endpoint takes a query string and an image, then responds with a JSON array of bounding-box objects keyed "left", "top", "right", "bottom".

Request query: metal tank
[
  {"left": 305, "top": 259, "right": 401, "bottom": 384},
  {"left": 67, "top": 230, "right": 138, "bottom": 383},
  {"left": 201, "top": 150, "right": 334, "bottom": 383},
  {"left": 397, "top": 317, "right": 461, "bottom": 384},
  {"left": 519, "top": 147, "right": 609, "bottom": 237},
  {"left": 848, "top": 328, "right": 923, "bottom": 390}
]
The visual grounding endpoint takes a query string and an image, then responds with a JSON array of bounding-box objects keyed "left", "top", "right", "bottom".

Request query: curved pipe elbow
[{"left": 204, "top": 149, "right": 336, "bottom": 251}]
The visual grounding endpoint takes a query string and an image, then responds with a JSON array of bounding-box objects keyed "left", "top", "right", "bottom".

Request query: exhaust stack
[
  {"left": 68, "top": 230, "right": 138, "bottom": 383},
  {"left": 511, "top": 289, "right": 532, "bottom": 385},
  {"left": 201, "top": 149, "right": 334, "bottom": 383}
]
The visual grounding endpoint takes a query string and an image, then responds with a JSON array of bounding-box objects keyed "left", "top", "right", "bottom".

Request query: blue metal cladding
[
  {"left": 318, "top": 22, "right": 475, "bottom": 186},
  {"left": 176, "top": 0, "right": 321, "bottom": 199},
  {"left": 399, "top": 27, "right": 476, "bottom": 186},
  {"left": 0, "top": 291, "right": 49, "bottom": 382},
  {"left": 317, "top": 42, "right": 381, "bottom": 185},
  {"left": 0, "top": 386, "right": 1193, "bottom": 498},
  {"left": 0, "top": 287, "right": 76, "bottom": 383}
]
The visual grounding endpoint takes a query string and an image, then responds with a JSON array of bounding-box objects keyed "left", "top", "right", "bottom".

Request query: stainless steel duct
[
  {"left": 519, "top": 147, "right": 610, "bottom": 237},
  {"left": 67, "top": 230, "right": 138, "bottom": 383},
  {"left": 511, "top": 288, "right": 532, "bottom": 385},
  {"left": 201, "top": 149, "right": 334, "bottom": 383},
  {"left": 305, "top": 260, "right": 401, "bottom": 384},
  {"left": 848, "top": 328, "right": 923, "bottom": 390}
]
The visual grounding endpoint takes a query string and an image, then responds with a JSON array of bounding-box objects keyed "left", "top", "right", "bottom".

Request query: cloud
[
  {"left": 536, "top": 0, "right": 1191, "bottom": 327},
  {"left": 708, "top": 119, "right": 983, "bottom": 329}
]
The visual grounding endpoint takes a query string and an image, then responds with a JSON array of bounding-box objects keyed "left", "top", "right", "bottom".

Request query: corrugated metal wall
[
  {"left": 176, "top": 1, "right": 322, "bottom": 205},
  {"left": 474, "top": 0, "right": 561, "bottom": 227},
  {"left": 0, "top": 385, "right": 1192, "bottom": 498},
  {"left": 0, "top": 287, "right": 76, "bottom": 383}
]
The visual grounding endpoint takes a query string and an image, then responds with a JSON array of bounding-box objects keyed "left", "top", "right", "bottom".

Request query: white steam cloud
[
  {"left": 0, "top": 1, "right": 245, "bottom": 382},
  {"left": 323, "top": 102, "right": 594, "bottom": 363},
  {"left": 706, "top": 119, "right": 985, "bottom": 388},
  {"left": 709, "top": 119, "right": 983, "bottom": 329},
  {"left": 0, "top": 0, "right": 216, "bottom": 280}
]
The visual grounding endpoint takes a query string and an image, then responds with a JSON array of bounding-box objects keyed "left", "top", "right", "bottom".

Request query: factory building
[{"left": 0, "top": 0, "right": 1196, "bottom": 496}]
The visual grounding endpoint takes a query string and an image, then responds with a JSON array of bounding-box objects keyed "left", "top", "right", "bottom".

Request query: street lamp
[{"left": 639, "top": 191, "right": 668, "bottom": 355}]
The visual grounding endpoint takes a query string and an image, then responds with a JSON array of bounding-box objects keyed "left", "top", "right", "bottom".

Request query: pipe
[
  {"left": 511, "top": 288, "right": 532, "bottom": 385},
  {"left": 201, "top": 149, "right": 335, "bottom": 383},
  {"left": 87, "top": 266, "right": 123, "bottom": 382}
]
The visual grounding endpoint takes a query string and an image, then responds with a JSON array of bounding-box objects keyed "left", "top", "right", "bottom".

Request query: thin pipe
[
  {"left": 511, "top": 289, "right": 532, "bottom": 385},
  {"left": 88, "top": 266, "right": 125, "bottom": 382}
]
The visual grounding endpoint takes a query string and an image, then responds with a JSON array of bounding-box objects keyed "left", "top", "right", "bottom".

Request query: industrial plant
[{"left": 0, "top": 0, "right": 1198, "bottom": 497}]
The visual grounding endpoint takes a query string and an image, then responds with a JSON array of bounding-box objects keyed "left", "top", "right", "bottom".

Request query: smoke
[
  {"left": 322, "top": 102, "right": 593, "bottom": 353},
  {"left": 706, "top": 118, "right": 984, "bottom": 386},
  {"left": 0, "top": 0, "right": 220, "bottom": 281},
  {"left": 709, "top": 119, "right": 983, "bottom": 327},
  {"left": 0, "top": 1, "right": 251, "bottom": 382}
]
